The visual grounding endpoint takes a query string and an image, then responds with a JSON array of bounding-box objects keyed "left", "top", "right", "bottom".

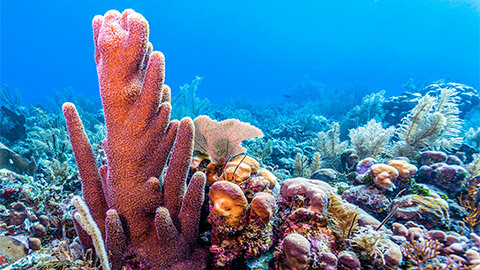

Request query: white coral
[
  {"left": 390, "top": 88, "right": 463, "bottom": 157},
  {"left": 349, "top": 119, "right": 394, "bottom": 159}
]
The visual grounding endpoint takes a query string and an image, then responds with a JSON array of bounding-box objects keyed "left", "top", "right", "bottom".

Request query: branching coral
[
  {"left": 349, "top": 119, "right": 394, "bottom": 159},
  {"left": 315, "top": 122, "right": 347, "bottom": 170},
  {"left": 391, "top": 88, "right": 463, "bottom": 157},
  {"left": 293, "top": 152, "right": 321, "bottom": 178},
  {"left": 458, "top": 176, "right": 480, "bottom": 232},
  {"left": 171, "top": 76, "right": 210, "bottom": 119},
  {"left": 401, "top": 235, "right": 443, "bottom": 270}
]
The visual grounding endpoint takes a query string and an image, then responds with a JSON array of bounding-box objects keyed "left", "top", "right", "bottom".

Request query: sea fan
[{"left": 193, "top": 115, "right": 263, "bottom": 164}]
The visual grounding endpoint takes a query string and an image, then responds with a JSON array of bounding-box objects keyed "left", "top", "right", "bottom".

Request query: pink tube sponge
[{"left": 64, "top": 9, "right": 206, "bottom": 269}]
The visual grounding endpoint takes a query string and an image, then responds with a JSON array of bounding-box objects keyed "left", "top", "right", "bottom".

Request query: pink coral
[
  {"left": 280, "top": 177, "right": 336, "bottom": 215},
  {"left": 63, "top": 9, "right": 206, "bottom": 269}
]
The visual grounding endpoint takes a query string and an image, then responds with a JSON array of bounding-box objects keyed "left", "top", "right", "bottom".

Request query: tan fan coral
[
  {"left": 194, "top": 116, "right": 263, "bottom": 184},
  {"left": 194, "top": 115, "right": 263, "bottom": 163}
]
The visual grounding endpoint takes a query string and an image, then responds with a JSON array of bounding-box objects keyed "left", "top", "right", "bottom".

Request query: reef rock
[
  {"left": 341, "top": 185, "right": 390, "bottom": 217},
  {"left": 0, "top": 235, "right": 28, "bottom": 266},
  {"left": 393, "top": 194, "right": 450, "bottom": 229},
  {"left": 415, "top": 162, "right": 468, "bottom": 195}
]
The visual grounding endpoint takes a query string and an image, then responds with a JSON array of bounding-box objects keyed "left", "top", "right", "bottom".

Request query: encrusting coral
[{"left": 63, "top": 9, "right": 207, "bottom": 269}]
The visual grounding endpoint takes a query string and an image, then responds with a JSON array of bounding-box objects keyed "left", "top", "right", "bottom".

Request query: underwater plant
[
  {"left": 390, "top": 88, "right": 463, "bottom": 157},
  {"left": 315, "top": 122, "right": 347, "bottom": 171},
  {"left": 171, "top": 76, "right": 210, "bottom": 120},
  {"left": 349, "top": 119, "right": 395, "bottom": 159}
]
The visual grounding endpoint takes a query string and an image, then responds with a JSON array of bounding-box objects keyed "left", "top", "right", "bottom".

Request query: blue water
[{"left": 1, "top": 0, "right": 479, "bottom": 106}]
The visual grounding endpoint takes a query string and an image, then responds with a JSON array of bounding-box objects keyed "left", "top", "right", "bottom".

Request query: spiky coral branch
[
  {"left": 458, "top": 176, "right": 480, "bottom": 232},
  {"left": 401, "top": 235, "right": 443, "bottom": 270}
]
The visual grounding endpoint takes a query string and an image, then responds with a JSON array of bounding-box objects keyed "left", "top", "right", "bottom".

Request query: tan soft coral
[
  {"left": 387, "top": 159, "right": 417, "bottom": 179},
  {"left": 370, "top": 164, "right": 399, "bottom": 190}
]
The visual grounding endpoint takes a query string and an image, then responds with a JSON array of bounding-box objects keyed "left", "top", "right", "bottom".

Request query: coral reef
[{"left": 1, "top": 7, "right": 479, "bottom": 270}]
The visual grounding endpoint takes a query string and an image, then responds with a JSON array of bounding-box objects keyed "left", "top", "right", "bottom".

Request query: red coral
[{"left": 0, "top": 254, "right": 8, "bottom": 266}]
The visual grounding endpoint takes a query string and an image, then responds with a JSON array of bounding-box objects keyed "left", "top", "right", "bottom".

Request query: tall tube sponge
[{"left": 63, "top": 9, "right": 207, "bottom": 269}]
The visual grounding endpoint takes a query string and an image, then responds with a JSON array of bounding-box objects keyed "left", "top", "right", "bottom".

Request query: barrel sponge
[
  {"left": 283, "top": 233, "right": 311, "bottom": 270},
  {"left": 209, "top": 181, "right": 248, "bottom": 226},
  {"left": 250, "top": 192, "right": 276, "bottom": 223}
]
